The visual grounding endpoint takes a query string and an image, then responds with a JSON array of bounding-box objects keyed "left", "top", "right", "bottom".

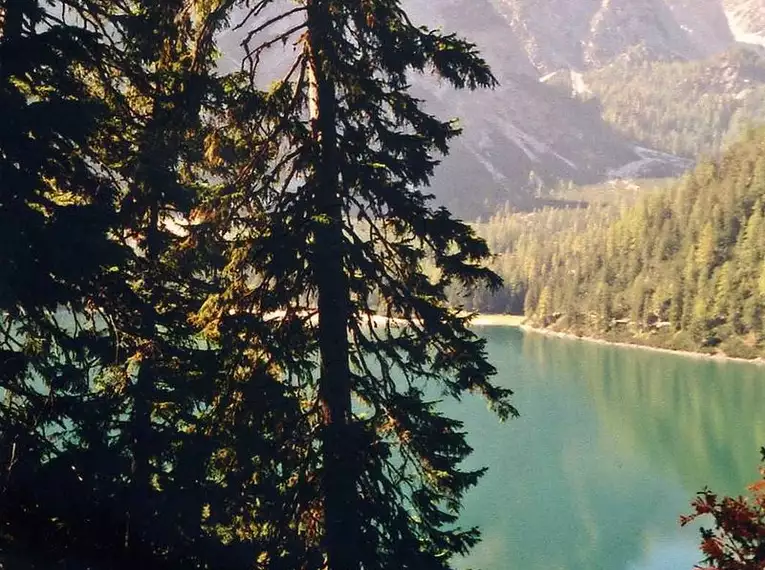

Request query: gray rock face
[
  {"left": 402, "top": 0, "right": 724, "bottom": 215},
  {"left": 473, "top": 0, "right": 732, "bottom": 74},
  {"left": 486, "top": 0, "right": 603, "bottom": 73},
  {"left": 723, "top": 0, "right": 765, "bottom": 46},
  {"left": 665, "top": 0, "right": 734, "bottom": 55},
  {"left": 583, "top": 0, "right": 698, "bottom": 65}
]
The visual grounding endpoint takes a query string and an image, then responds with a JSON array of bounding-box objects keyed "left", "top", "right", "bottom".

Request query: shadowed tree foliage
[
  {"left": 194, "top": 1, "right": 516, "bottom": 569},
  {"left": 0, "top": 1, "right": 127, "bottom": 564},
  {"left": 2, "top": 1, "right": 514, "bottom": 568},
  {"left": 0, "top": 1, "right": 270, "bottom": 567}
]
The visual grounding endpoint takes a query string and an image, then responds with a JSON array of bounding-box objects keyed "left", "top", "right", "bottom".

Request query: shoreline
[
  {"left": 264, "top": 310, "right": 764, "bottom": 366},
  {"left": 468, "top": 314, "right": 526, "bottom": 327},
  {"left": 515, "top": 322, "right": 765, "bottom": 367},
  {"left": 264, "top": 310, "right": 527, "bottom": 328}
]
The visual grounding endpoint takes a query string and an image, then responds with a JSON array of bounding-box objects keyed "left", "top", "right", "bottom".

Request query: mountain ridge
[{"left": 219, "top": 0, "right": 765, "bottom": 217}]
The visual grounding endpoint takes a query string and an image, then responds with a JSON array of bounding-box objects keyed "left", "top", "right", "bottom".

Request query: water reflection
[{"left": 447, "top": 327, "right": 765, "bottom": 570}]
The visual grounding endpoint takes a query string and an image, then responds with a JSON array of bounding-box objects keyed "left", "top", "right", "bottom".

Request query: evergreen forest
[{"left": 462, "top": 128, "right": 765, "bottom": 359}]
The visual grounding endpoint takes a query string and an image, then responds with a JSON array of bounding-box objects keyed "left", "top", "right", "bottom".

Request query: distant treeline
[{"left": 457, "top": 128, "right": 765, "bottom": 358}]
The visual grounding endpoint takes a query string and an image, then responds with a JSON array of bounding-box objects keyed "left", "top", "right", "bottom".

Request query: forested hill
[{"left": 464, "top": 128, "right": 765, "bottom": 359}]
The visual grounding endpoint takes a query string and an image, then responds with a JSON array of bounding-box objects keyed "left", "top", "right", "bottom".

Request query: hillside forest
[{"left": 461, "top": 128, "right": 765, "bottom": 359}]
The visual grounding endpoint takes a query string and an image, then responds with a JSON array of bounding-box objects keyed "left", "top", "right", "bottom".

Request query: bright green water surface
[{"left": 450, "top": 327, "right": 765, "bottom": 570}]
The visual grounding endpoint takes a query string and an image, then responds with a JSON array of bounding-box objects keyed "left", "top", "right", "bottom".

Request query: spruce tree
[
  {"left": 98, "top": 2, "right": 225, "bottom": 564},
  {"left": 1, "top": 2, "right": 259, "bottom": 567},
  {"left": 0, "top": 1, "right": 127, "bottom": 563},
  {"left": 197, "top": 1, "right": 516, "bottom": 568}
]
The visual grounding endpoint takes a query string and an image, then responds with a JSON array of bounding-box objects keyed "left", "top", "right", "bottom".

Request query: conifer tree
[
  {"left": 0, "top": 1, "right": 128, "bottom": 562},
  {"left": 1, "top": 2, "right": 260, "bottom": 567},
  {"left": 197, "top": 1, "right": 516, "bottom": 568},
  {"left": 96, "top": 2, "right": 227, "bottom": 564}
]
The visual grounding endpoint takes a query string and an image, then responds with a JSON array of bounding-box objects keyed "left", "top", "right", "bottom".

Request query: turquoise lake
[{"left": 449, "top": 326, "right": 765, "bottom": 570}]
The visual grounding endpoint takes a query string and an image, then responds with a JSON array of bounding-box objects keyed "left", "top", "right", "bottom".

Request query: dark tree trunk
[
  {"left": 305, "top": 2, "right": 360, "bottom": 569},
  {"left": 125, "top": 97, "right": 169, "bottom": 563},
  {"left": 125, "top": 182, "right": 159, "bottom": 561}
]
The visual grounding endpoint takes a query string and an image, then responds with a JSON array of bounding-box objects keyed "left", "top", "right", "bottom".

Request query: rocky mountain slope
[
  {"left": 219, "top": 0, "right": 765, "bottom": 217},
  {"left": 403, "top": 0, "right": 712, "bottom": 214},
  {"left": 401, "top": 0, "right": 672, "bottom": 214},
  {"left": 724, "top": 0, "right": 765, "bottom": 46},
  {"left": 486, "top": 0, "right": 736, "bottom": 74},
  {"left": 408, "top": 0, "right": 765, "bottom": 216}
]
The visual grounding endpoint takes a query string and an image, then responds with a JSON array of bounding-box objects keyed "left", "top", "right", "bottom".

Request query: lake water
[{"left": 449, "top": 326, "right": 765, "bottom": 570}]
